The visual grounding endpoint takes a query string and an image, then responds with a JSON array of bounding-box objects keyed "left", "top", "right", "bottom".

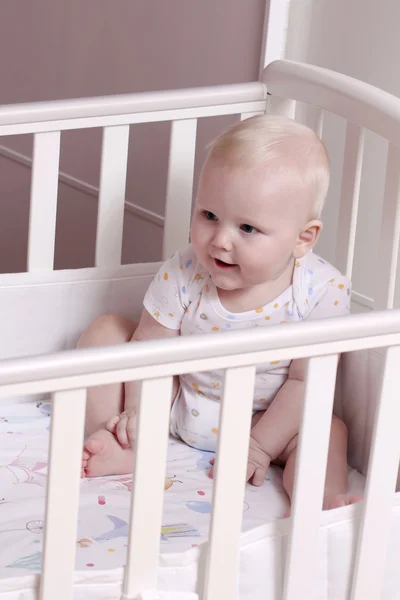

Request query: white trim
[
  {"left": 352, "top": 291, "right": 374, "bottom": 310},
  {"left": 0, "top": 260, "right": 161, "bottom": 286},
  {"left": 0, "top": 143, "right": 164, "bottom": 228}
]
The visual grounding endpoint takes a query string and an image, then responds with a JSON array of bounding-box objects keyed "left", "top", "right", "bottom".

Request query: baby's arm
[
  {"left": 106, "top": 308, "right": 179, "bottom": 448},
  {"left": 247, "top": 358, "right": 306, "bottom": 485}
]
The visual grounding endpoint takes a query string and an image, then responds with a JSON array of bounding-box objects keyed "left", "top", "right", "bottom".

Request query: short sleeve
[
  {"left": 307, "top": 274, "right": 352, "bottom": 321},
  {"left": 143, "top": 245, "right": 199, "bottom": 330}
]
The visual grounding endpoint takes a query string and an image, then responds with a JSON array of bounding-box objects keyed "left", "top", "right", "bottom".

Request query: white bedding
[
  {"left": 0, "top": 399, "right": 392, "bottom": 600},
  {"left": 0, "top": 399, "right": 290, "bottom": 577}
]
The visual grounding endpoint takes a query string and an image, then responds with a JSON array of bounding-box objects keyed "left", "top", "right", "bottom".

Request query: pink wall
[{"left": 0, "top": 1, "right": 266, "bottom": 273}]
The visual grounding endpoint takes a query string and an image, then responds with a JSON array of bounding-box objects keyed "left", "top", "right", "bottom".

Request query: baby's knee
[{"left": 77, "top": 314, "right": 137, "bottom": 349}]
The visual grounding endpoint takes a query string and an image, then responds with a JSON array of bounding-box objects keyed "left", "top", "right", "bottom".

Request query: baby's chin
[{"left": 211, "top": 276, "right": 244, "bottom": 292}]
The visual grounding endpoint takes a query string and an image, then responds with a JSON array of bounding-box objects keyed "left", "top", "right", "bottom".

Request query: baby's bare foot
[
  {"left": 322, "top": 493, "right": 362, "bottom": 511},
  {"left": 81, "top": 429, "right": 134, "bottom": 478}
]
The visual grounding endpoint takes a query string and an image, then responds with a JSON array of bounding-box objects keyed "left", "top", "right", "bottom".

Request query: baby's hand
[
  {"left": 208, "top": 436, "right": 271, "bottom": 486},
  {"left": 106, "top": 409, "right": 137, "bottom": 449},
  {"left": 246, "top": 435, "right": 272, "bottom": 486}
]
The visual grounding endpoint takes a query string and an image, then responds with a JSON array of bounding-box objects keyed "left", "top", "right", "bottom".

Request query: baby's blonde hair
[{"left": 206, "top": 115, "right": 330, "bottom": 219}]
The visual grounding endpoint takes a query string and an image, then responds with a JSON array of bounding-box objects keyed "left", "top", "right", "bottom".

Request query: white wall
[{"left": 285, "top": 0, "right": 400, "bottom": 309}]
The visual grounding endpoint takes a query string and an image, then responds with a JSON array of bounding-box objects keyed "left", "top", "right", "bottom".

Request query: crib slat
[
  {"left": 375, "top": 143, "right": 400, "bottom": 309},
  {"left": 335, "top": 122, "right": 364, "bottom": 278},
  {"left": 95, "top": 125, "right": 130, "bottom": 268},
  {"left": 203, "top": 366, "right": 256, "bottom": 599},
  {"left": 267, "top": 95, "right": 296, "bottom": 119},
  {"left": 240, "top": 111, "right": 265, "bottom": 121},
  {"left": 163, "top": 119, "right": 197, "bottom": 260},
  {"left": 124, "top": 376, "right": 173, "bottom": 597},
  {"left": 350, "top": 345, "right": 400, "bottom": 600},
  {"left": 283, "top": 354, "right": 338, "bottom": 600},
  {"left": 40, "top": 389, "right": 86, "bottom": 600},
  {"left": 28, "top": 131, "right": 60, "bottom": 271},
  {"left": 315, "top": 108, "right": 324, "bottom": 138},
  {"left": 296, "top": 105, "right": 324, "bottom": 137}
]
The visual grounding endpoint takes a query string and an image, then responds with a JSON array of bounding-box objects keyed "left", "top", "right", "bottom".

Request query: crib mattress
[{"left": 1, "top": 399, "right": 398, "bottom": 600}]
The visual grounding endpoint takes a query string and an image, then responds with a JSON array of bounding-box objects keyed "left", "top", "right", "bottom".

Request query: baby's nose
[{"left": 212, "top": 226, "right": 232, "bottom": 251}]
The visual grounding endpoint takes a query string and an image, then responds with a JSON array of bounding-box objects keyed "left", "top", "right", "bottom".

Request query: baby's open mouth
[{"left": 214, "top": 258, "right": 236, "bottom": 269}]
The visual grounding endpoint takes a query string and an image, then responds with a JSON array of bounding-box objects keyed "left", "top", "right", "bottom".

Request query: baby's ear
[{"left": 293, "top": 220, "right": 322, "bottom": 258}]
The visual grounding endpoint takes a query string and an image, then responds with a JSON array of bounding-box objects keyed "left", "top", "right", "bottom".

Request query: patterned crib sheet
[{"left": 0, "top": 400, "right": 364, "bottom": 578}]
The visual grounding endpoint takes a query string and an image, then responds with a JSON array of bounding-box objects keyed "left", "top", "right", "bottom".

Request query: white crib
[{"left": 1, "top": 59, "right": 400, "bottom": 600}]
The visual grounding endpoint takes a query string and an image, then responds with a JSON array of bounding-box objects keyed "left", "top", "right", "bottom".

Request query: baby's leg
[
  {"left": 78, "top": 314, "right": 138, "bottom": 436},
  {"left": 282, "top": 415, "right": 362, "bottom": 511},
  {"left": 79, "top": 314, "right": 179, "bottom": 478},
  {"left": 79, "top": 314, "right": 138, "bottom": 477}
]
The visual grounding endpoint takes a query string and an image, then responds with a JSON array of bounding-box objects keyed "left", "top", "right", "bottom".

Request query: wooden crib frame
[{"left": 1, "top": 59, "right": 400, "bottom": 599}]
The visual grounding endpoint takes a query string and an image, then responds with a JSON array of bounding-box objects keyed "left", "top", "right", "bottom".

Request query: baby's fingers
[
  {"left": 126, "top": 415, "right": 137, "bottom": 448},
  {"left": 250, "top": 467, "right": 267, "bottom": 487},
  {"left": 106, "top": 415, "right": 120, "bottom": 433},
  {"left": 116, "top": 415, "right": 130, "bottom": 448},
  {"left": 246, "top": 462, "right": 256, "bottom": 483}
]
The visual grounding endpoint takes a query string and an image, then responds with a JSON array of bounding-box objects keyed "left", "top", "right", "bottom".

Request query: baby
[{"left": 80, "top": 115, "right": 360, "bottom": 511}]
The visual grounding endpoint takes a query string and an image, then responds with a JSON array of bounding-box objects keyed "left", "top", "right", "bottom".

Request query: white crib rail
[
  {"left": 0, "top": 83, "right": 267, "bottom": 135},
  {"left": 1, "top": 311, "right": 400, "bottom": 598},
  {"left": 262, "top": 60, "right": 400, "bottom": 145}
]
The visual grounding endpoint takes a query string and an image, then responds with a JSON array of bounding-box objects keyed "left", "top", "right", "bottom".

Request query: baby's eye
[
  {"left": 240, "top": 223, "right": 255, "bottom": 234},
  {"left": 203, "top": 210, "right": 217, "bottom": 221}
]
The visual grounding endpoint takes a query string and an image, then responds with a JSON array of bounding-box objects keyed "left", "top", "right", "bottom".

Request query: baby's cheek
[{"left": 191, "top": 228, "right": 208, "bottom": 256}]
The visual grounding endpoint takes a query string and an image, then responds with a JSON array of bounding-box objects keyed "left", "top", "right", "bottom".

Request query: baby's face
[{"left": 190, "top": 160, "right": 315, "bottom": 293}]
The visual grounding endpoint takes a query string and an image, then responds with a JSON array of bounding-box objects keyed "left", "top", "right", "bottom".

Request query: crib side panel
[
  {"left": 1, "top": 310, "right": 400, "bottom": 597},
  {"left": 0, "top": 83, "right": 267, "bottom": 274}
]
